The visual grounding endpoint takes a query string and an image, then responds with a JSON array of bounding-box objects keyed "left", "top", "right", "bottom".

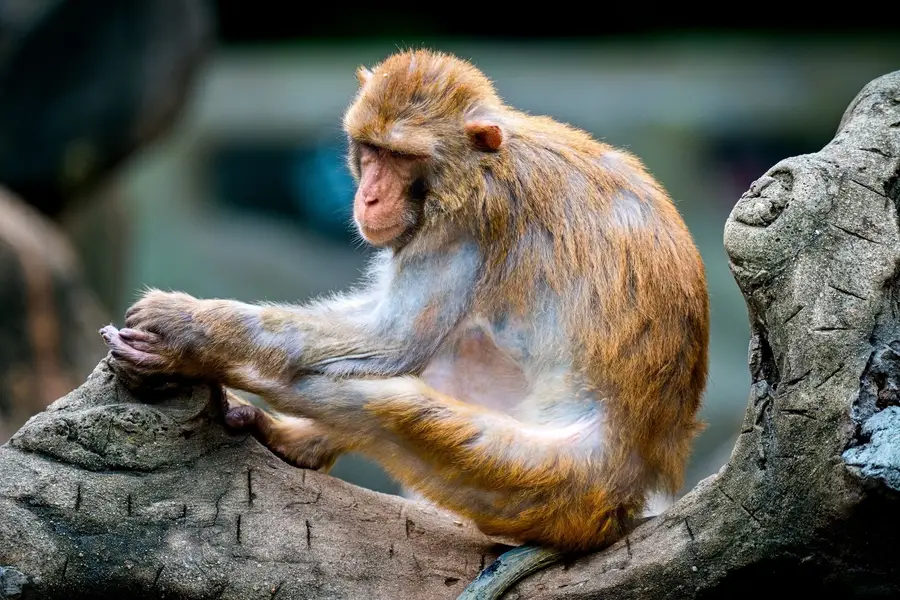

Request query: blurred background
[{"left": 0, "top": 1, "right": 898, "bottom": 498}]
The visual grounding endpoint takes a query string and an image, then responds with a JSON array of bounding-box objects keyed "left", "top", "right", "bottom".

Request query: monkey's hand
[{"left": 99, "top": 289, "right": 217, "bottom": 382}]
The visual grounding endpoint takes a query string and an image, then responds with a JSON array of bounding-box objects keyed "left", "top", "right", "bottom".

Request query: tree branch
[{"left": 2, "top": 71, "right": 900, "bottom": 599}]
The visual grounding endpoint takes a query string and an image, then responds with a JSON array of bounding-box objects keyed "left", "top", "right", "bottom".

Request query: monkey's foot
[{"left": 221, "top": 393, "right": 341, "bottom": 471}]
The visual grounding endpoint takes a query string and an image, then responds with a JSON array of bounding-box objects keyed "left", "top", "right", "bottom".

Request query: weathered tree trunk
[
  {"left": 0, "top": 187, "right": 108, "bottom": 443},
  {"left": 1, "top": 71, "right": 899, "bottom": 600}
]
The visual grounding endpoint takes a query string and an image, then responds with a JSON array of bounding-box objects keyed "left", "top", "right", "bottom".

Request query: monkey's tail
[{"left": 456, "top": 544, "right": 564, "bottom": 600}]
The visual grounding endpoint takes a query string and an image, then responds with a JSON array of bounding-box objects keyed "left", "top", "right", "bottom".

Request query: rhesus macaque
[{"left": 100, "top": 50, "right": 709, "bottom": 598}]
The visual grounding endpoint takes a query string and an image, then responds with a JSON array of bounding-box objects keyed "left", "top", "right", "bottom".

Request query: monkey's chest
[{"left": 420, "top": 320, "right": 530, "bottom": 414}]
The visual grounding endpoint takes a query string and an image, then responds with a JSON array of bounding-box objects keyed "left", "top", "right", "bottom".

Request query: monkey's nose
[{"left": 363, "top": 195, "right": 380, "bottom": 206}]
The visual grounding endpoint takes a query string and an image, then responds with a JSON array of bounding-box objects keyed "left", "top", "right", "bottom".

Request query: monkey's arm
[{"left": 102, "top": 243, "right": 481, "bottom": 384}]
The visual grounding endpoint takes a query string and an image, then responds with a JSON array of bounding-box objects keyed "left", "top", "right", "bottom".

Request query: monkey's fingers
[
  {"left": 115, "top": 331, "right": 161, "bottom": 354},
  {"left": 118, "top": 328, "right": 161, "bottom": 344},
  {"left": 223, "top": 404, "right": 262, "bottom": 432},
  {"left": 99, "top": 325, "right": 168, "bottom": 371}
]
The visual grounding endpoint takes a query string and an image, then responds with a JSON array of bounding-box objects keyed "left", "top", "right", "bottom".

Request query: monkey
[{"left": 99, "top": 49, "right": 709, "bottom": 599}]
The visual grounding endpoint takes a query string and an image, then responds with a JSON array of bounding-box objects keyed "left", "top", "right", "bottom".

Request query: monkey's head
[{"left": 343, "top": 50, "right": 506, "bottom": 249}]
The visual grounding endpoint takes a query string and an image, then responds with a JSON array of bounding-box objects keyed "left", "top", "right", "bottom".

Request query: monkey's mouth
[{"left": 356, "top": 220, "right": 408, "bottom": 246}]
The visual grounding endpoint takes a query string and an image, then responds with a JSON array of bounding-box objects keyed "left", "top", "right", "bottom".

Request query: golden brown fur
[
  {"left": 347, "top": 50, "right": 708, "bottom": 524},
  {"left": 100, "top": 49, "right": 709, "bottom": 554}
]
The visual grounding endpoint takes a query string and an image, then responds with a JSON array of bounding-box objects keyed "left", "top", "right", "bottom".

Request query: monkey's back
[{"left": 475, "top": 114, "right": 710, "bottom": 500}]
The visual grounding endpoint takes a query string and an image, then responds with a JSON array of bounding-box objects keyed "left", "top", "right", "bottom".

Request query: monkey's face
[
  {"left": 351, "top": 142, "right": 429, "bottom": 247},
  {"left": 343, "top": 50, "right": 507, "bottom": 248}
]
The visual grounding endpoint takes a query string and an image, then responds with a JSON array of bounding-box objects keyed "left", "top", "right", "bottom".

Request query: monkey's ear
[
  {"left": 465, "top": 121, "right": 503, "bottom": 152},
  {"left": 356, "top": 66, "right": 373, "bottom": 87}
]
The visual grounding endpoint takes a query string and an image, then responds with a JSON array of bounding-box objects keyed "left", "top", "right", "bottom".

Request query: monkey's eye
[
  {"left": 357, "top": 142, "right": 381, "bottom": 159},
  {"left": 409, "top": 176, "right": 428, "bottom": 202}
]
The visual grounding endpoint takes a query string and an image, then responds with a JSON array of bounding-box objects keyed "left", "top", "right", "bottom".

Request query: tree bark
[
  {"left": 2, "top": 71, "right": 900, "bottom": 600},
  {"left": 0, "top": 186, "right": 108, "bottom": 443}
]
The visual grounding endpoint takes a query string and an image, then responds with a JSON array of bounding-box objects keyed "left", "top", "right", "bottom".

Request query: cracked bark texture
[{"left": 2, "top": 71, "right": 900, "bottom": 599}]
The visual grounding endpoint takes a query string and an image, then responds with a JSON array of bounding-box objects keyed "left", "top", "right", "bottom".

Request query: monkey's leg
[
  {"left": 100, "top": 325, "right": 608, "bottom": 518},
  {"left": 261, "top": 375, "right": 617, "bottom": 532},
  {"left": 232, "top": 379, "right": 577, "bottom": 600},
  {"left": 221, "top": 390, "right": 343, "bottom": 472},
  {"left": 260, "top": 375, "right": 610, "bottom": 600},
  {"left": 232, "top": 381, "right": 572, "bottom": 600}
]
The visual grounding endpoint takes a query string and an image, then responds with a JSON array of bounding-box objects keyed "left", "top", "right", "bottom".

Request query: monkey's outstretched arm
[
  {"left": 272, "top": 244, "right": 479, "bottom": 377},
  {"left": 101, "top": 243, "right": 481, "bottom": 384}
]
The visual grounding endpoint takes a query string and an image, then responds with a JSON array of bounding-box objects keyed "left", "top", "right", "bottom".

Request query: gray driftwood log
[{"left": 2, "top": 71, "right": 900, "bottom": 600}]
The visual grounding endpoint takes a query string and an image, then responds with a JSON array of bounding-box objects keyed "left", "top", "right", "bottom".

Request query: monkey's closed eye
[
  {"left": 358, "top": 142, "right": 379, "bottom": 155},
  {"left": 409, "top": 177, "right": 428, "bottom": 202}
]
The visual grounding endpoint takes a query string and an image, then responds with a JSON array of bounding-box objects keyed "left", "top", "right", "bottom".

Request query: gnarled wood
[{"left": 2, "top": 71, "right": 900, "bottom": 599}]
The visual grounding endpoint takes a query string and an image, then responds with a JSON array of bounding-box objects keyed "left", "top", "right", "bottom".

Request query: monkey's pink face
[{"left": 353, "top": 143, "right": 427, "bottom": 247}]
